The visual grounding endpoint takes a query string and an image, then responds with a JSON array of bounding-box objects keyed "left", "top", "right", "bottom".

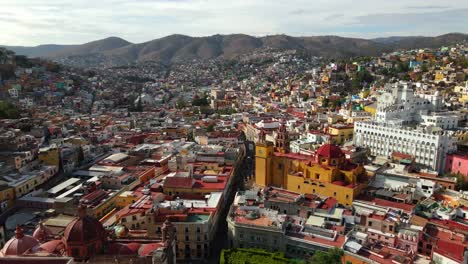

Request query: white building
[
  {"left": 354, "top": 121, "right": 457, "bottom": 173},
  {"left": 355, "top": 82, "right": 459, "bottom": 173},
  {"left": 376, "top": 82, "right": 445, "bottom": 124}
]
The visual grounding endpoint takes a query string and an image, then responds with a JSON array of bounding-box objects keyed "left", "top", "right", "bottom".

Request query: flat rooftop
[{"left": 186, "top": 214, "right": 210, "bottom": 223}]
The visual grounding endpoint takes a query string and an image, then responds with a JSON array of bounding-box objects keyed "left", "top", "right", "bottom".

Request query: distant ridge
[{"left": 2, "top": 33, "right": 467, "bottom": 65}]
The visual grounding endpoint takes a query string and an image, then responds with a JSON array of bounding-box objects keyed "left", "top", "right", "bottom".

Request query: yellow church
[{"left": 255, "top": 125, "right": 368, "bottom": 206}]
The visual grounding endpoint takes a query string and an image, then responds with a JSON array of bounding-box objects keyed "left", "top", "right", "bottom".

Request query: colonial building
[
  {"left": 255, "top": 126, "right": 368, "bottom": 206},
  {"left": 354, "top": 121, "right": 457, "bottom": 173}
]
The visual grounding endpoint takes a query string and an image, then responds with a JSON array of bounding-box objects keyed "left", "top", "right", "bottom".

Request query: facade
[
  {"left": 354, "top": 121, "right": 457, "bottom": 173},
  {"left": 445, "top": 153, "right": 468, "bottom": 177},
  {"left": 328, "top": 124, "right": 354, "bottom": 145},
  {"left": 255, "top": 134, "right": 368, "bottom": 206}
]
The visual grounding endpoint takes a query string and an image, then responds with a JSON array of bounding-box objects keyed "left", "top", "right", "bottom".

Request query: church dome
[
  {"left": 33, "top": 222, "right": 53, "bottom": 242},
  {"left": 316, "top": 144, "right": 344, "bottom": 159},
  {"left": 63, "top": 205, "right": 106, "bottom": 245},
  {"left": 1, "top": 226, "right": 40, "bottom": 256}
]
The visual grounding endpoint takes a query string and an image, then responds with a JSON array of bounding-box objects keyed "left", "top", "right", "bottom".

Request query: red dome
[
  {"left": 138, "top": 243, "right": 163, "bottom": 257},
  {"left": 108, "top": 242, "right": 141, "bottom": 255},
  {"left": 38, "top": 240, "right": 66, "bottom": 255},
  {"left": 1, "top": 226, "right": 40, "bottom": 256},
  {"left": 33, "top": 222, "right": 53, "bottom": 242},
  {"left": 63, "top": 215, "right": 106, "bottom": 244},
  {"left": 316, "top": 144, "right": 344, "bottom": 159}
]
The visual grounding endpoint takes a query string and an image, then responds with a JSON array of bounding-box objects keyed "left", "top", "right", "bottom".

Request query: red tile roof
[
  {"left": 429, "top": 219, "right": 468, "bottom": 233},
  {"left": 163, "top": 177, "right": 193, "bottom": 189},
  {"left": 373, "top": 198, "right": 415, "bottom": 213},
  {"left": 435, "top": 240, "right": 466, "bottom": 263}
]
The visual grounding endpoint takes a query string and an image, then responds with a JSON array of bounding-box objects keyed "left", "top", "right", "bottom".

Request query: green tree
[
  {"left": 310, "top": 248, "right": 343, "bottom": 264},
  {"left": 176, "top": 97, "right": 186, "bottom": 109},
  {"left": 192, "top": 96, "right": 209, "bottom": 106},
  {"left": 421, "top": 63, "right": 429, "bottom": 72},
  {"left": 207, "top": 124, "right": 215, "bottom": 132},
  {"left": 322, "top": 98, "right": 329, "bottom": 108},
  {"left": 0, "top": 101, "right": 20, "bottom": 119}
]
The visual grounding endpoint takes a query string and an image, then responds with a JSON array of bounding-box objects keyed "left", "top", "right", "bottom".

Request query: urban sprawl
[{"left": 0, "top": 42, "right": 467, "bottom": 264}]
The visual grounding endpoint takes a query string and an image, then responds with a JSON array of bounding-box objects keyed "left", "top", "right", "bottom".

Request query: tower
[
  {"left": 275, "top": 122, "right": 290, "bottom": 153},
  {"left": 255, "top": 130, "right": 274, "bottom": 187}
]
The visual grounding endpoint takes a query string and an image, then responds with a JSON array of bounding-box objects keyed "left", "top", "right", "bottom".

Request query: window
[
  {"left": 185, "top": 236, "right": 189, "bottom": 241},
  {"left": 298, "top": 185, "right": 300, "bottom": 190},
  {"left": 333, "top": 192, "right": 336, "bottom": 197},
  {"left": 315, "top": 173, "right": 320, "bottom": 180},
  {"left": 368, "top": 221, "right": 372, "bottom": 227}
]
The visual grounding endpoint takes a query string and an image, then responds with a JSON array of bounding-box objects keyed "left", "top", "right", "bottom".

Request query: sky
[{"left": 1, "top": 0, "right": 468, "bottom": 46}]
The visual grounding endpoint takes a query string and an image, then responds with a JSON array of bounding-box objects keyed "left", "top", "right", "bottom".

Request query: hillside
[{"left": 2, "top": 33, "right": 467, "bottom": 66}]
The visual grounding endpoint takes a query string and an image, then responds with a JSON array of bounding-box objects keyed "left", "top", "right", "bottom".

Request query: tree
[
  {"left": 455, "top": 174, "right": 468, "bottom": 191},
  {"left": 0, "top": 101, "right": 20, "bottom": 119},
  {"left": 396, "top": 62, "right": 409, "bottom": 73},
  {"left": 192, "top": 96, "right": 209, "bottom": 106},
  {"left": 207, "top": 124, "right": 215, "bottom": 132},
  {"left": 176, "top": 97, "right": 186, "bottom": 109},
  {"left": 322, "top": 98, "right": 329, "bottom": 108},
  {"left": 421, "top": 63, "right": 429, "bottom": 72},
  {"left": 310, "top": 248, "right": 343, "bottom": 264}
]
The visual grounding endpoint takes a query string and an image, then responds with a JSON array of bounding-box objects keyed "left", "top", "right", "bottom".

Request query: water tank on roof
[{"left": 202, "top": 176, "right": 218, "bottom": 183}]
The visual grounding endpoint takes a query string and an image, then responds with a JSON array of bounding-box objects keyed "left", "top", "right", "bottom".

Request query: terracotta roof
[
  {"left": 163, "top": 177, "right": 193, "bottom": 189},
  {"left": 373, "top": 198, "right": 415, "bottom": 213},
  {"left": 435, "top": 240, "right": 466, "bottom": 263}
]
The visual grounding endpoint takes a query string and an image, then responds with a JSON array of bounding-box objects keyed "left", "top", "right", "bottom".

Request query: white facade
[
  {"left": 354, "top": 121, "right": 457, "bottom": 173},
  {"left": 376, "top": 82, "right": 446, "bottom": 125},
  {"left": 420, "top": 112, "right": 459, "bottom": 130}
]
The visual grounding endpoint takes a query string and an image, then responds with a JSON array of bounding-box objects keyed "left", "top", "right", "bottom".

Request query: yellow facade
[
  {"left": 255, "top": 144, "right": 367, "bottom": 206},
  {"left": 38, "top": 147, "right": 60, "bottom": 167},
  {"left": 0, "top": 186, "right": 15, "bottom": 209},
  {"left": 89, "top": 190, "right": 122, "bottom": 219},
  {"left": 328, "top": 126, "right": 354, "bottom": 145},
  {"left": 364, "top": 105, "right": 376, "bottom": 117},
  {"left": 116, "top": 191, "right": 139, "bottom": 208},
  {"left": 434, "top": 71, "right": 445, "bottom": 82}
]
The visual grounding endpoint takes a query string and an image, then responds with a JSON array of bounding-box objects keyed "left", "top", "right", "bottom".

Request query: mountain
[
  {"left": 2, "top": 33, "right": 467, "bottom": 65},
  {"left": 1, "top": 37, "right": 131, "bottom": 58},
  {"left": 0, "top": 44, "right": 75, "bottom": 58},
  {"left": 48, "top": 36, "right": 132, "bottom": 57}
]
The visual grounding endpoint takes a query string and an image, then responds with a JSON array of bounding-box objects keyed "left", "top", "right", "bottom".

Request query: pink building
[{"left": 445, "top": 153, "right": 468, "bottom": 178}]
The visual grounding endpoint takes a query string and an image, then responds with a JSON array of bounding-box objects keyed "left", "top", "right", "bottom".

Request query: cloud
[
  {"left": 406, "top": 5, "right": 448, "bottom": 9},
  {"left": 0, "top": 0, "right": 467, "bottom": 45}
]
